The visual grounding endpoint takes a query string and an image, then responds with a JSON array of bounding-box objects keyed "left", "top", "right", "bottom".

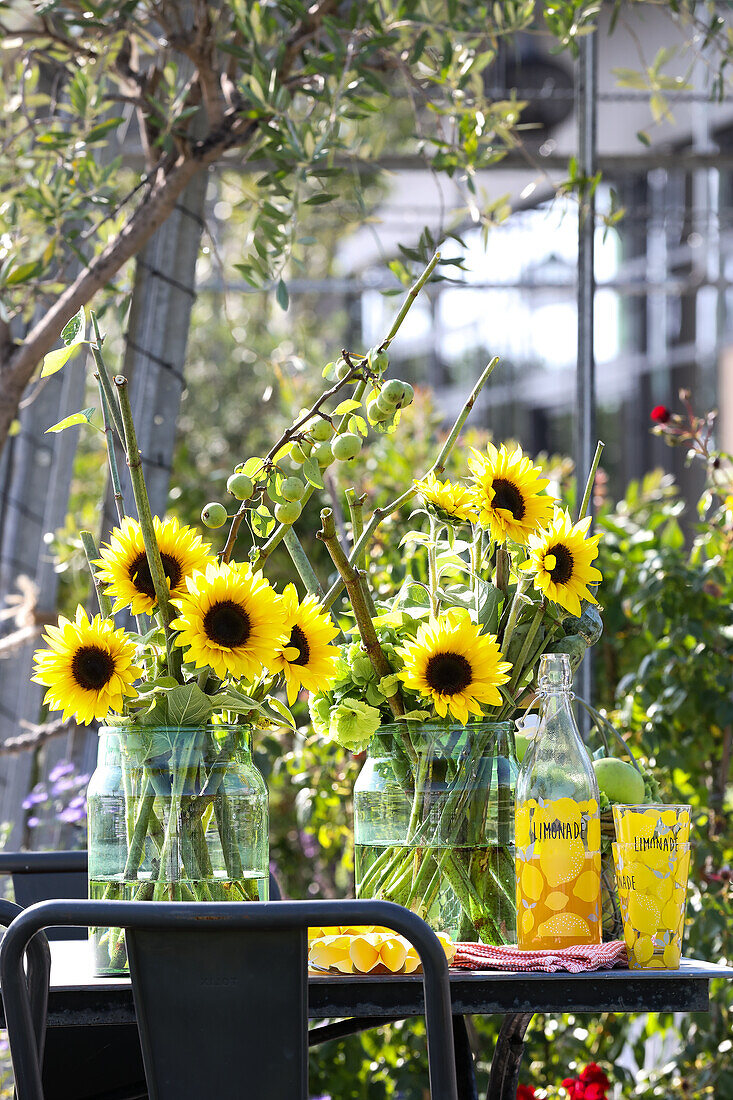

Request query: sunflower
[
  {"left": 171, "top": 562, "right": 287, "bottom": 681},
  {"left": 468, "top": 443, "right": 554, "bottom": 545},
  {"left": 413, "top": 473, "right": 477, "bottom": 524},
  {"left": 522, "top": 507, "right": 602, "bottom": 616},
  {"left": 397, "top": 612, "right": 512, "bottom": 724},
  {"left": 270, "top": 584, "right": 340, "bottom": 704},
  {"left": 95, "top": 516, "right": 214, "bottom": 616},
  {"left": 32, "top": 606, "right": 142, "bottom": 725}
]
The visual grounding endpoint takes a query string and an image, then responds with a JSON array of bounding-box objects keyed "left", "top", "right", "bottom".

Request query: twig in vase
[{"left": 317, "top": 508, "right": 407, "bottom": 721}]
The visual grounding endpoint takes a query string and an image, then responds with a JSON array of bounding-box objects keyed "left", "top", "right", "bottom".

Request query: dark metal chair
[
  {"left": 0, "top": 853, "right": 88, "bottom": 942},
  {"left": 1, "top": 898, "right": 458, "bottom": 1100},
  {"left": 0, "top": 899, "right": 51, "bottom": 1069}
]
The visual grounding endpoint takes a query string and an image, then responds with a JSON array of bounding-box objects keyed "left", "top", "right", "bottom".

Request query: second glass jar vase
[
  {"left": 87, "top": 722, "right": 269, "bottom": 975},
  {"left": 353, "top": 721, "right": 518, "bottom": 944}
]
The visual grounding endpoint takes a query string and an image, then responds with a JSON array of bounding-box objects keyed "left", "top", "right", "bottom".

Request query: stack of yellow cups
[{"left": 612, "top": 804, "right": 691, "bottom": 970}]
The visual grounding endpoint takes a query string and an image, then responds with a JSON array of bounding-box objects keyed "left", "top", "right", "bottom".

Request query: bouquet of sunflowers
[
  {"left": 32, "top": 254, "right": 603, "bottom": 959},
  {"left": 307, "top": 431, "right": 603, "bottom": 943}
]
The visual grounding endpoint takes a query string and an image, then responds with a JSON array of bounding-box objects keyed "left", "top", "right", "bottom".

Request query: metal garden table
[{"left": 4, "top": 941, "right": 729, "bottom": 1100}]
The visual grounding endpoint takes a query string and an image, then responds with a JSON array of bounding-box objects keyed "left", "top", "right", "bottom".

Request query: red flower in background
[
  {"left": 516, "top": 1087, "right": 536, "bottom": 1100},
  {"left": 559, "top": 1064, "right": 611, "bottom": 1099},
  {"left": 651, "top": 404, "right": 671, "bottom": 424}
]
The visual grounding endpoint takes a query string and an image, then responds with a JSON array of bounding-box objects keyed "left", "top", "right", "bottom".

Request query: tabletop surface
[{"left": 34, "top": 941, "right": 733, "bottom": 1024}]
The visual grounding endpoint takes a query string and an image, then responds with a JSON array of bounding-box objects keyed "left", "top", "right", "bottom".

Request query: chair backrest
[
  {"left": 0, "top": 899, "right": 458, "bottom": 1100},
  {"left": 0, "top": 852, "right": 88, "bottom": 941},
  {"left": 0, "top": 899, "right": 50, "bottom": 1066}
]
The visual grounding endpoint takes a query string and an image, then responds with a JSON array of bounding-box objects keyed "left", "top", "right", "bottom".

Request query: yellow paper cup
[
  {"left": 612, "top": 803, "right": 691, "bottom": 846},
  {"left": 613, "top": 842, "right": 691, "bottom": 970}
]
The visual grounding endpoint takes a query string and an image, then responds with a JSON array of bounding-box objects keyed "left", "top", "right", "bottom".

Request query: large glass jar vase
[
  {"left": 353, "top": 721, "right": 518, "bottom": 944},
  {"left": 87, "top": 723, "right": 269, "bottom": 975}
]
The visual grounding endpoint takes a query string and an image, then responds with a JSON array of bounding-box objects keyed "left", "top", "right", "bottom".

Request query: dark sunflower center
[
  {"left": 129, "top": 551, "right": 182, "bottom": 599},
  {"left": 71, "top": 646, "right": 115, "bottom": 692},
  {"left": 203, "top": 600, "right": 251, "bottom": 648},
  {"left": 425, "top": 652, "right": 473, "bottom": 695},
  {"left": 491, "top": 478, "right": 525, "bottom": 520},
  {"left": 288, "top": 624, "right": 310, "bottom": 666},
  {"left": 547, "top": 543, "right": 574, "bottom": 584}
]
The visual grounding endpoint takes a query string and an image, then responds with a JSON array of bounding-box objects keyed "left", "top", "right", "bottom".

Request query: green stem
[
  {"left": 89, "top": 314, "right": 125, "bottom": 442},
  {"left": 283, "top": 526, "right": 325, "bottom": 599},
  {"left": 95, "top": 374, "right": 125, "bottom": 525},
  {"left": 80, "top": 530, "right": 113, "bottom": 618},
  {"left": 500, "top": 574, "right": 531, "bottom": 653},
  {"left": 427, "top": 516, "right": 439, "bottom": 616},
  {"left": 577, "top": 440, "right": 605, "bottom": 521},
  {"left": 508, "top": 602, "right": 546, "bottom": 694},
  {"left": 346, "top": 489, "right": 367, "bottom": 571},
  {"left": 317, "top": 508, "right": 410, "bottom": 733},
  {"left": 114, "top": 375, "right": 181, "bottom": 679},
  {"left": 380, "top": 251, "right": 441, "bottom": 350},
  {"left": 496, "top": 543, "right": 510, "bottom": 598},
  {"left": 336, "top": 357, "right": 500, "bottom": 596},
  {"left": 123, "top": 782, "right": 156, "bottom": 880}
]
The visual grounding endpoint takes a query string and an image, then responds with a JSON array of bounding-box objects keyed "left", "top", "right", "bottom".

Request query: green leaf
[
  {"left": 276, "top": 278, "right": 289, "bottom": 310},
  {"left": 209, "top": 691, "right": 263, "bottom": 714},
  {"left": 41, "top": 306, "right": 87, "bottom": 377},
  {"left": 477, "top": 581, "right": 503, "bottom": 633},
  {"left": 265, "top": 697, "right": 296, "bottom": 728},
  {"left": 302, "top": 454, "right": 324, "bottom": 490},
  {"left": 86, "top": 117, "right": 124, "bottom": 142},
  {"left": 166, "top": 683, "right": 213, "bottom": 727},
  {"left": 40, "top": 344, "right": 82, "bottom": 378},
  {"left": 45, "top": 407, "right": 96, "bottom": 433},
  {"left": 61, "top": 305, "right": 85, "bottom": 346},
  {"left": 333, "top": 399, "right": 361, "bottom": 414},
  {"left": 5, "top": 260, "right": 41, "bottom": 286}
]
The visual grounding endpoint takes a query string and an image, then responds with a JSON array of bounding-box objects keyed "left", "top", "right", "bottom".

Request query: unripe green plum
[
  {"left": 381, "top": 378, "right": 407, "bottom": 406},
  {"left": 226, "top": 473, "right": 254, "bottom": 500},
  {"left": 366, "top": 399, "right": 391, "bottom": 423},
  {"left": 332, "top": 433, "right": 362, "bottom": 461},
  {"left": 335, "top": 357, "right": 351, "bottom": 380},
  {"left": 281, "top": 477, "right": 305, "bottom": 502},
  {"left": 372, "top": 349, "right": 389, "bottom": 373},
  {"left": 201, "top": 502, "right": 227, "bottom": 528},
  {"left": 398, "top": 382, "right": 414, "bottom": 408},
  {"left": 314, "top": 441, "right": 334, "bottom": 467},
  {"left": 375, "top": 392, "right": 394, "bottom": 415},
  {"left": 310, "top": 418, "right": 334, "bottom": 442},
  {"left": 290, "top": 441, "right": 312, "bottom": 464},
  {"left": 275, "top": 500, "right": 303, "bottom": 524}
]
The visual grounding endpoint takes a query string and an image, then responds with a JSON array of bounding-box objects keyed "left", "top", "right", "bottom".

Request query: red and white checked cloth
[{"left": 451, "top": 940, "right": 628, "bottom": 974}]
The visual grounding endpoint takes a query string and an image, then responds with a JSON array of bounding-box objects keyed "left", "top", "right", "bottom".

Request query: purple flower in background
[
  {"left": 300, "top": 830, "right": 318, "bottom": 860},
  {"left": 49, "top": 761, "right": 75, "bottom": 783},
  {"left": 51, "top": 775, "right": 78, "bottom": 794},
  {"left": 22, "top": 787, "right": 47, "bottom": 810},
  {"left": 59, "top": 803, "right": 86, "bottom": 824},
  {"left": 21, "top": 759, "right": 89, "bottom": 838}
]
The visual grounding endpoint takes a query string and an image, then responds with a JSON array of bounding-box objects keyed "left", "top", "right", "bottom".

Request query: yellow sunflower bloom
[
  {"left": 468, "top": 443, "right": 554, "bottom": 545},
  {"left": 32, "top": 606, "right": 142, "bottom": 725},
  {"left": 171, "top": 562, "right": 287, "bottom": 681},
  {"left": 397, "top": 612, "right": 512, "bottom": 725},
  {"left": 95, "top": 516, "right": 214, "bottom": 616},
  {"left": 270, "top": 584, "right": 340, "bottom": 705},
  {"left": 522, "top": 507, "right": 602, "bottom": 616},
  {"left": 413, "top": 473, "right": 477, "bottom": 524}
]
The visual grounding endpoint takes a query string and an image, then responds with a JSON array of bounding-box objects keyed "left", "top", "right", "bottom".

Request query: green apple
[{"left": 593, "top": 757, "right": 646, "bottom": 804}]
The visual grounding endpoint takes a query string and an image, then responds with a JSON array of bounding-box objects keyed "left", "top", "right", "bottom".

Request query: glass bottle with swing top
[{"left": 515, "top": 653, "right": 601, "bottom": 949}]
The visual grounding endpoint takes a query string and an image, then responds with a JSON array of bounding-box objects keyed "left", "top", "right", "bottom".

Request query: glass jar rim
[
  {"left": 99, "top": 722, "right": 252, "bottom": 734},
  {"left": 375, "top": 719, "right": 513, "bottom": 734}
]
